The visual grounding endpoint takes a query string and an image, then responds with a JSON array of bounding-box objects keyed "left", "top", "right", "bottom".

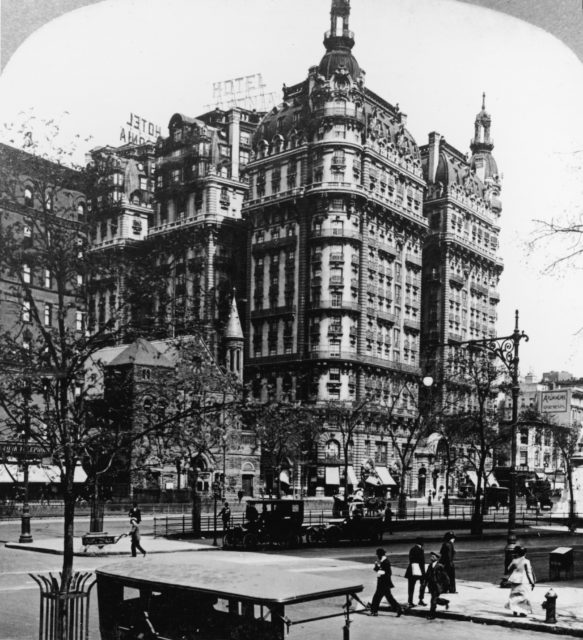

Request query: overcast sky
[{"left": 1, "top": 0, "right": 583, "bottom": 379}]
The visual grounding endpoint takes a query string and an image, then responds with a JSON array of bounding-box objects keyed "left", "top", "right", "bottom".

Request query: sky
[{"left": 1, "top": 0, "right": 583, "bottom": 379}]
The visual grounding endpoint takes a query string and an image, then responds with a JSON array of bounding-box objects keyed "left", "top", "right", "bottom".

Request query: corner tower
[{"left": 420, "top": 95, "right": 504, "bottom": 410}]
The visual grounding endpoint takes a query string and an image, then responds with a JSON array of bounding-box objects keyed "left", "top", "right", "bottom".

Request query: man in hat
[
  {"left": 439, "top": 531, "right": 457, "bottom": 593},
  {"left": 405, "top": 537, "right": 426, "bottom": 606},
  {"left": 369, "top": 548, "right": 403, "bottom": 617},
  {"left": 423, "top": 551, "right": 450, "bottom": 619}
]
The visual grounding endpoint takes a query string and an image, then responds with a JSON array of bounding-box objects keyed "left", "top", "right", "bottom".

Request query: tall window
[
  {"left": 22, "top": 264, "right": 31, "bottom": 284},
  {"left": 375, "top": 441, "right": 388, "bottom": 465},
  {"left": 45, "top": 190, "right": 53, "bottom": 211},
  {"left": 76, "top": 310, "right": 85, "bottom": 332},
  {"left": 24, "top": 187, "right": 33, "bottom": 207},
  {"left": 325, "top": 439, "right": 340, "bottom": 461},
  {"left": 44, "top": 303, "right": 52, "bottom": 327},
  {"left": 44, "top": 269, "right": 51, "bottom": 289},
  {"left": 22, "top": 300, "right": 31, "bottom": 322}
]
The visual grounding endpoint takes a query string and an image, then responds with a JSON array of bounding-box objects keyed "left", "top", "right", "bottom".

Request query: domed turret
[
  {"left": 318, "top": 0, "right": 361, "bottom": 80},
  {"left": 469, "top": 93, "right": 499, "bottom": 182}
]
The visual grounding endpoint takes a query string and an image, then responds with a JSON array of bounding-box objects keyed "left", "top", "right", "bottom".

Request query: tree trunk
[
  {"left": 397, "top": 474, "right": 407, "bottom": 519},
  {"left": 471, "top": 472, "right": 484, "bottom": 535},
  {"left": 89, "top": 474, "right": 104, "bottom": 533},
  {"left": 567, "top": 463, "right": 576, "bottom": 533},
  {"left": 57, "top": 473, "right": 76, "bottom": 638}
]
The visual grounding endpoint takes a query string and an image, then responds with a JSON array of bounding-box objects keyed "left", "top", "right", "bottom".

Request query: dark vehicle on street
[
  {"left": 321, "top": 512, "right": 384, "bottom": 545},
  {"left": 525, "top": 480, "right": 553, "bottom": 510},
  {"left": 484, "top": 486, "right": 509, "bottom": 509},
  {"left": 223, "top": 499, "right": 304, "bottom": 550}
]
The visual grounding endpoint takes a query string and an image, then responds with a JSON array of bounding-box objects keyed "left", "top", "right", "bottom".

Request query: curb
[
  {"left": 403, "top": 605, "right": 581, "bottom": 636},
  {"left": 4, "top": 541, "right": 215, "bottom": 557}
]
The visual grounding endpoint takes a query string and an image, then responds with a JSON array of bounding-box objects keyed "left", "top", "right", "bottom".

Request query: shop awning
[
  {"left": 466, "top": 470, "right": 497, "bottom": 487},
  {"left": 376, "top": 467, "right": 396, "bottom": 486},
  {"left": 535, "top": 472, "right": 546, "bottom": 480},
  {"left": 325, "top": 467, "right": 340, "bottom": 485},
  {"left": 365, "top": 475, "right": 381, "bottom": 486},
  {"left": 0, "top": 464, "right": 86, "bottom": 484},
  {"left": 279, "top": 469, "right": 290, "bottom": 485},
  {"left": 346, "top": 466, "right": 358, "bottom": 486},
  {"left": 0, "top": 464, "right": 18, "bottom": 483},
  {"left": 27, "top": 465, "right": 53, "bottom": 483},
  {"left": 73, "top": 465, "right": 87, "bottom": 483}
]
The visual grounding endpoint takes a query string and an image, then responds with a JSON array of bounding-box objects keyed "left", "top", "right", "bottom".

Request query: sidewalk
[
  {"left": 378, "top": 567, "right": 583, "bottom": 637},
  {"left": 5, "top": 535, "right": 214, "bottom": 556}
]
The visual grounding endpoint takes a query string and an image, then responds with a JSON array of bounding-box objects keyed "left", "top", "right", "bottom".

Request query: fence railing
[
  {"left": 153, "top": 510, "right": 331, "bottom": 537},
  {"left": 152, "top": 505, "right": 573, "bottom": 538}
]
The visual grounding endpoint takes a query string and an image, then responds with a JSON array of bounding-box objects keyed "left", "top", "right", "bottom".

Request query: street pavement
[{"left": 2, "top": 520, "right": 583, "bottom": 639}]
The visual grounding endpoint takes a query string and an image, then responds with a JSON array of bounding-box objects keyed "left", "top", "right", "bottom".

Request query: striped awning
[{"left": 376, "top": 467, "right": 396, "bottom": 486}]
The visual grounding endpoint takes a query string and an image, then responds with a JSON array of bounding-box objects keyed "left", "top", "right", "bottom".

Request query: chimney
[{"left": 427, "top": 131, "right": 441, "bottom": 185}]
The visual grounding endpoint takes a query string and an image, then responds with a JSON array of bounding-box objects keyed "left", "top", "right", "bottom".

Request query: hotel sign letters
[
  {"left": 541, "top": 390, "right": 569, "bottom": 413},
  {"left": 120, "top": 113, "right": 162, "bottom": 145}
]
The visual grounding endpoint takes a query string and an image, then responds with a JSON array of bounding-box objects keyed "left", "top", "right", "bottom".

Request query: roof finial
[{"left": 482, "top": 92, "right": 486, "bottom": 111}]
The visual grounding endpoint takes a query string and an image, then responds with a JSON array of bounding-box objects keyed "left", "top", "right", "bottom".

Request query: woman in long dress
[{"left": 505, "top": 546, "right": 536, "bottom": 616}]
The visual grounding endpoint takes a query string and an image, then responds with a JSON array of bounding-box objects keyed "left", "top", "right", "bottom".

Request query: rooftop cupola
[
  {"left": 318, "top": 0, "right": 361, "bottom": 79},
  {"left": 470, "top": 92, "right": 494, "bottom": 155},
  {"left": 469, "top": 92, "right": 499, "bottom": 184}
]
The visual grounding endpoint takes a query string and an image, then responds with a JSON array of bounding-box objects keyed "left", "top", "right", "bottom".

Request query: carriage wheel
[
  {"left": 243, "top": 532, "right": 258, "bottom": 550},
  {"left": 223, "top": 531, "right": 235, "bottom": 549}
]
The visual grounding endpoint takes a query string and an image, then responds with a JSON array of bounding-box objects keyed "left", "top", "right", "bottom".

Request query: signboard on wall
[{"left": 541, "top": 390, "right": 569, "bottom": 413}]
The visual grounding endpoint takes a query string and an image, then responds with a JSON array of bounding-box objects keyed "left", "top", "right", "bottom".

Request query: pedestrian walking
[
  {"left": 504, "top": 546, "right": 535, "bottom": 617},
  {"left": 439, "top": 530, "right": 457, "bottom": 593},
  {"left": 129, "top": 517, "right": 146, "bottom": 557},
  {"left": 405, "top": 537, "right": 426, "bottom": 606},
  {"left": 237, "top": 490, "right": 244, "bottom": 504},
  {"left": 128, "top": 501, "right": 142, "bottom": 523},
  {"left": 218, "top": 501, "right": 231, "bottom": 530},
  {"left": 369, "top": 548, "right": 403, "bottom": 617},
  {"left": 423, "top": 552, "right": 450, "bottom": 619},
  {"left": 383, "top": 503, "right": 394, "bottom": 536}
]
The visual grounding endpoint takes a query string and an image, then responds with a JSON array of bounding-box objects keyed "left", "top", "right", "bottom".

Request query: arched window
[
  {"left": 325, "top": 439, "right": 341, "bottom": 461},
  {"left": 24, "top": 187, "right": 33, "bottom": 207},
  {"left": 143, "top": 396, "right": 153, "bottom": 413},
  {"left": 77, "top": 201, "right": 86, "bottom": 219}
]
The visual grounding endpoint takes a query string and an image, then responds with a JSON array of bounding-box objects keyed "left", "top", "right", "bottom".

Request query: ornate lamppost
[
  {"left": 432, "top": 310, "right": 528, "bottom": 572},
  {"left": 19, "top": 383, "right": 33, "bottom": 543}
]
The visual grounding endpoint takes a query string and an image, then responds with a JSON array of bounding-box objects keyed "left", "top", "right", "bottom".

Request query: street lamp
[
  {"left": 19, "top": 384, "right": 33, "bottom": 543},
  {"left": 430, "top": 310, "right": 528, "bottom": 572}
]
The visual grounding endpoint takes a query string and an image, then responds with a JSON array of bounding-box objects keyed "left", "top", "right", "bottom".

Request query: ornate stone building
[
  {"left": 420, "top": 98, "right": 503, "bottom": 418},
  {"left": 244, "top": 0, "right": 427, "bottom": 494}
]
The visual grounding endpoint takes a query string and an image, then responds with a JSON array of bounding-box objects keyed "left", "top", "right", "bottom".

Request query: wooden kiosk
[{"left": 95, "top": 552, "right": 364, "bottom": 639}]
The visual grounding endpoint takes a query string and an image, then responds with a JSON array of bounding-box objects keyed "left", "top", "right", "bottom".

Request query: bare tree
[
  {"left": 0, "top": 126, "right": 243, "bottom": 637},
  {"left": 440, "top": 351, "right": 510, "bottom": 535},
  {"left": 250, "top": 400, "right": 320, "bottom": 497}
]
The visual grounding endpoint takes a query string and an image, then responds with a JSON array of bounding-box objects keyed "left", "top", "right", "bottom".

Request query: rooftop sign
[{"left": 120, "top": 113, "right": 162, "bottom": 145}]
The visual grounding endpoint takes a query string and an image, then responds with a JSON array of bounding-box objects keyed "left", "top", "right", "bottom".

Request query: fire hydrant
[{"left": 542, "top": 588, "right": 557, "bottom": 624}]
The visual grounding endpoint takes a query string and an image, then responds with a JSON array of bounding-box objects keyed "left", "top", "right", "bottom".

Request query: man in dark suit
[
  {"left": 423, "top": 551, "right": 450, "bottom": 619},
  {"left": 439, "top": 531, "right": 457, "bottom": 593},
  {"left": 405, "top": 537, "right": 426, "bottom": 606},
  {"left": 369, "top": 548, "right": 403, "bottom": 617}
]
